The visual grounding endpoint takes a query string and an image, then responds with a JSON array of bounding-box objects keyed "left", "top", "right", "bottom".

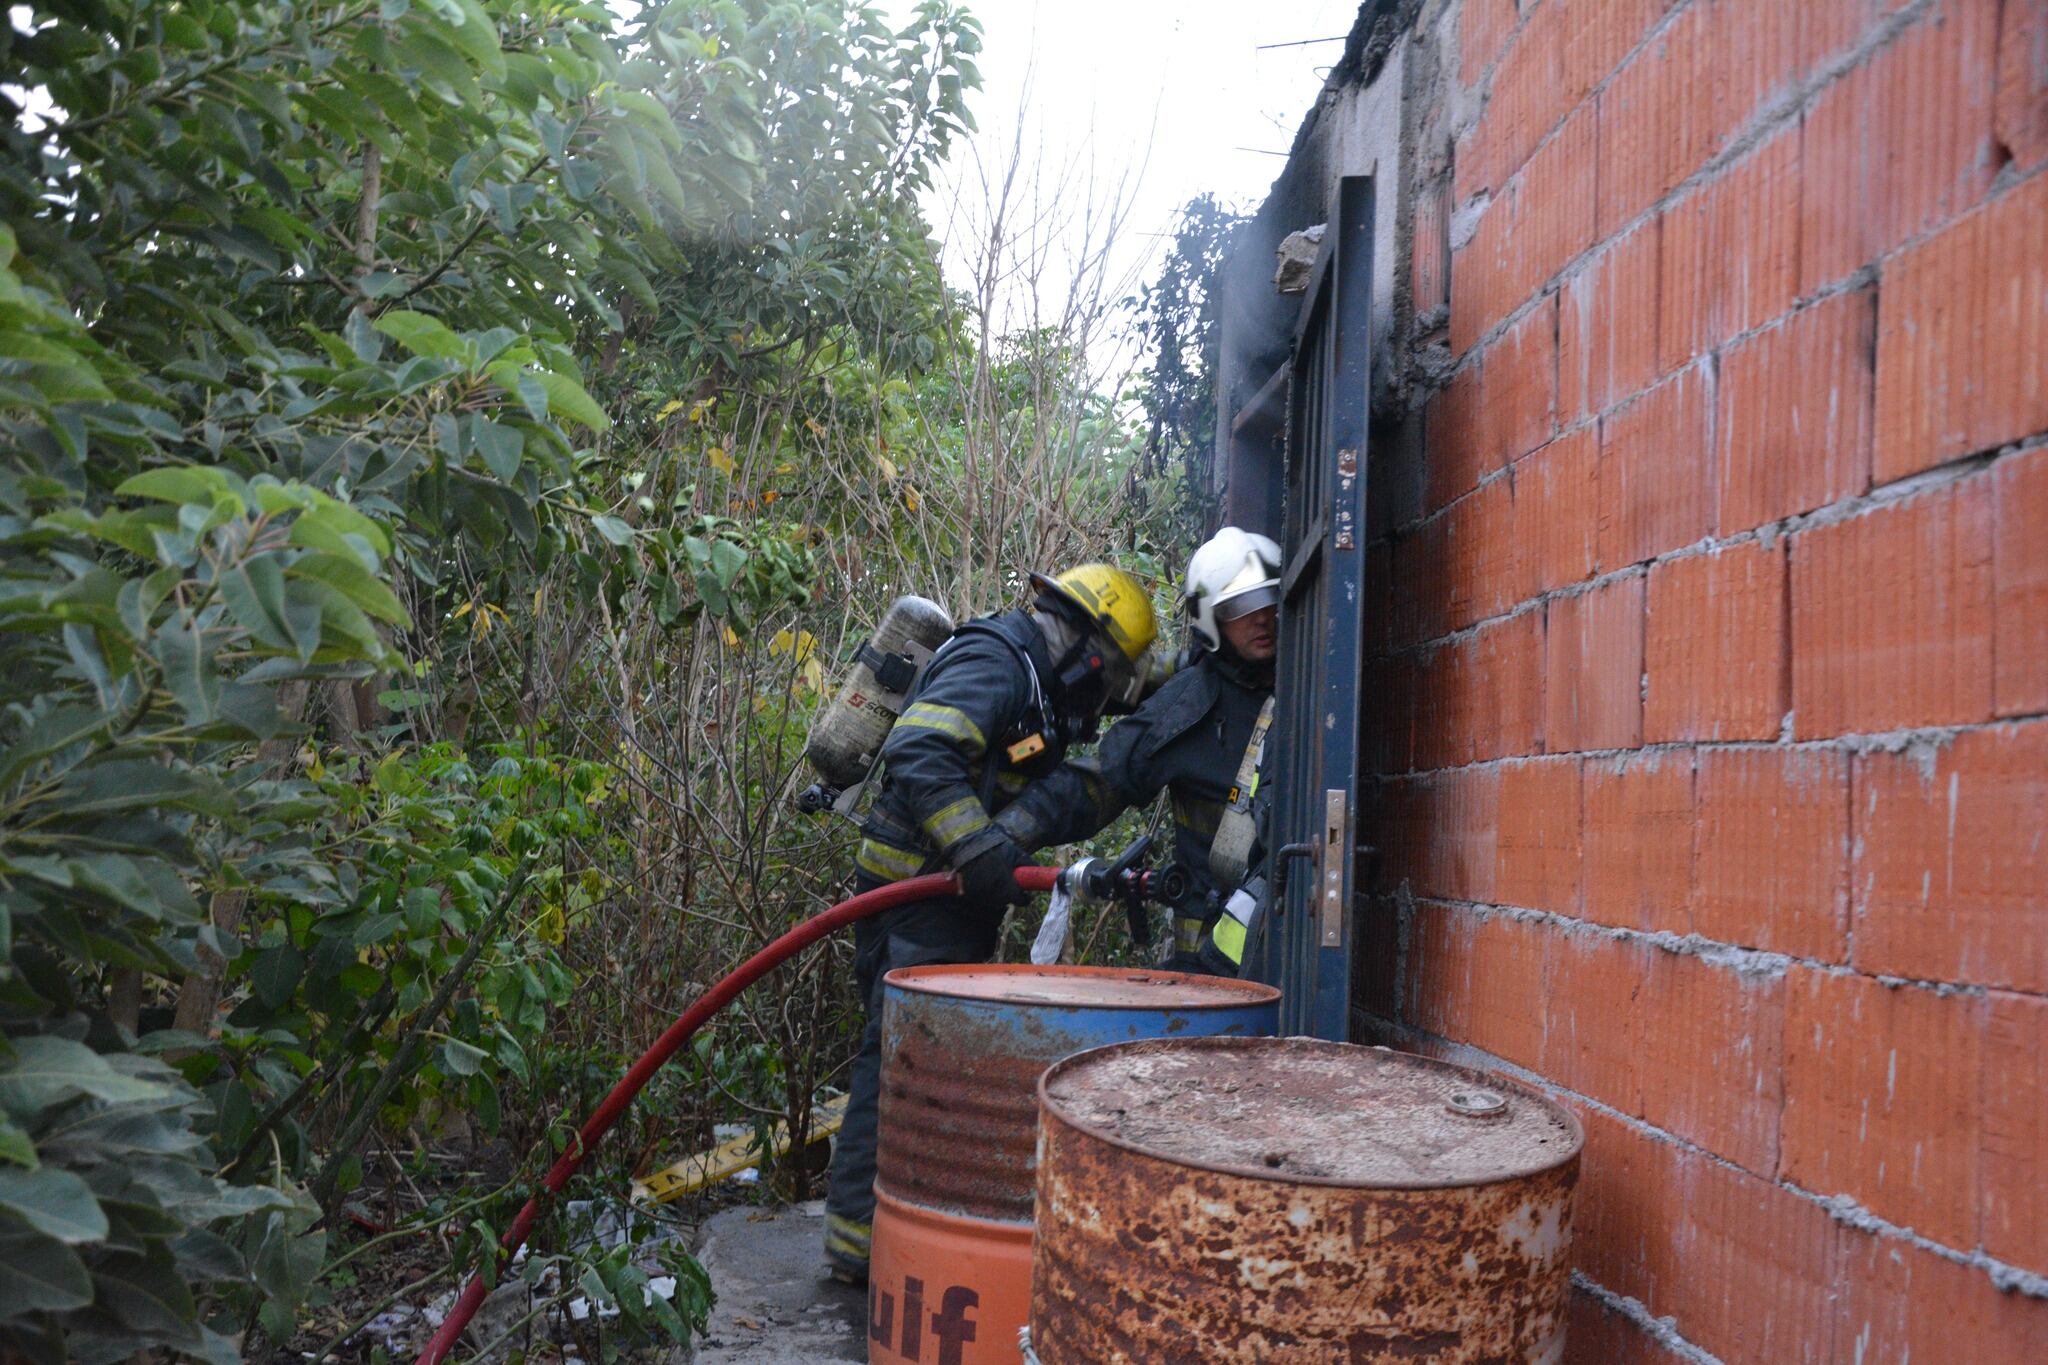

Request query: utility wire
[{"left": 1255, "top": 34, "right": 1349, "bottom": 50}]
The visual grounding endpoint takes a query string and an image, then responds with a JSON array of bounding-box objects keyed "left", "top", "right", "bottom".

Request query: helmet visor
[
  {"left": 1101, "top": 640, "right": 1145, "bottom": 710},
  {"left": 1213, "top": 583, "right": 1280, "bottom": 623}
]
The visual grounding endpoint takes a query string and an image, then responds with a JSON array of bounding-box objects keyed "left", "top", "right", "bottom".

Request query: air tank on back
[{"left": 800, "top": 594, "right": 954, "bottom": 810}]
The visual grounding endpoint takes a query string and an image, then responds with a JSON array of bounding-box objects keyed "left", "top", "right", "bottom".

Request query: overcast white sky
[{"left": 906, "top": 0, "right": 1363, "bottom": 343}]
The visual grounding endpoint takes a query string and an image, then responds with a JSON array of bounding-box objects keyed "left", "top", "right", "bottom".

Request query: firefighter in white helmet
[{"left": 999, "top": 527, "right": 1281, "bottom": 972}]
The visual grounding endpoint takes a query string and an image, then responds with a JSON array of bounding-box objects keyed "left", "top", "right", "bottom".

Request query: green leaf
[
  {"left": 443, "top": 0, "right": 507, "bottom": 79},
  {"left": 192, "top": 1327, "right": 244, "bottom": 1365},
  {"left": 533, "top": 369, "right": 610, "bottom": 431},
  {"left": 171, "top": 1228, "right": 247, "bottom": 1284},
  {"left": 61, "top": 624, "right": 113, "bottom": 706},
  {"left": 516, "top": 371, "right": 551, "bottom": 422},
  {"left": 343, "top": 307, "right": 383, "bottom": 361},
  {"left": 94, "top": 1244, "right": 200, "bottom": 1344},
  {"left": 251, "top": 1210, "right": 325, "bottom": 1314},
  {"left": 283, "top": 553, "right": 411, "bottom": 628},
  {"left": 708, "top": 538, "right": 746, "bottom": 590},
  {"left": 250, "top": 944, "right": 306, "bottom": 1010},
  {"left": 614, "top": 90, "right": 684, "bottom": 151},
  {"left": 285, "top": 494, "right": 392, "bottom": 564},
  {"left": 0, "top": 1120, "right": 35, "bottom": 1167},
  {"left": 152, "top": 616, "right": 220, "bottom": 725},
  {"left": 217, "top": 555, "right": 297, "bottom": 653},
  {"left": 0, "top": 1036, "right": 170, "bottom": 1113},
  {"left": 0, "top": 1166, "right": 109, "bottom": 1244},
  {"left": 36, "top": 1100, "right": 206, "bottom": 1160},
  {"left": 439, "top": 1039, "right": 487, "bottom": 1076},
  {"left": 351, "top": 912, "right": 404, "bottom": 948},
  {"left": 60, "top": 760, "right": 226, "bottom": 816},
  {"left": 116, "top": 467, "right": 244, "bottom": 514},
  {"left": 0, "top": 702, "right": 108, "bottom": 788},
  {"left": 471, "top": 416, "right": 525, "bottom": 480},
  {"left": 0, "top": 1226, "right": 93, "bottom": 1316},
  {"left": 296, "top": 582, "right": 385, "bottom": 661},
  {"left": 372, "top": 309, "right": 468, "bottom": 362},
  {"left": 403, "top": 886, "right": 440, "bottom": 936},
  {"left": 590, "top": 515, "right": 634, "bottom": 546},
  {"left": 63, "top": 852, "right": 201, "bottom": 922},
  {"left": 394, "top": 27, "right": 481, "bottom": 108},
  {"left": 40, "top": 505, "right": 173, "bottom": 560}
]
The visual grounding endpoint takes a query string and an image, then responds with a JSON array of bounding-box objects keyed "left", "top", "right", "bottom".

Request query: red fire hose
[{"left": 417, "top": 865, "right": 1062, "bottom": 1364}]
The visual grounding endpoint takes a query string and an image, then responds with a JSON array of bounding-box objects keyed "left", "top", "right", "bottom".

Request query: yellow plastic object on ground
[{"left": 630, "top": 1094, "right": 851, "bottom": 1206}]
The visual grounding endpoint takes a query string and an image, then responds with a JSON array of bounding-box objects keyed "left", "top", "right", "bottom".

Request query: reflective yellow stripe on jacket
[
  {"left": 922, "top": 794, "right": 993, "bottom": 850},
  {"left": 856, "top": 838, "right": 926, "bottom": 883},
  {"left": 1210, "top": 914, "right": 1248, "bottom": 965},
  {"left": 894, "top": 701, "right": 987, "bottom": 753}
]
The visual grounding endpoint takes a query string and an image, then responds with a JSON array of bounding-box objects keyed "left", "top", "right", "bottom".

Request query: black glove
[{"left": 956, "top": 837, "right": 1031, "bottom": 908}]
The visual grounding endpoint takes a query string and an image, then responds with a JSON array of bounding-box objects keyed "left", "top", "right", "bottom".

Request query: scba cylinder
[
  {"left": 805, "top": 595, "right": 955, "bottom": 790},
  {"left": 867, "top": 965, "right": 1280, "bottom": 1365}
]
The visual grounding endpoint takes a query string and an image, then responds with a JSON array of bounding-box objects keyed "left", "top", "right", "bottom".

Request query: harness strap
[{"left": 1207, "top": 695, "right": 1275, "bottom": 889}]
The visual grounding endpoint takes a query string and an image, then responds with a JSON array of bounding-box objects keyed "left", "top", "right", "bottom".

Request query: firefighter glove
[{"left": 957, "top": 836, "right": 1032, "bottom": 908}]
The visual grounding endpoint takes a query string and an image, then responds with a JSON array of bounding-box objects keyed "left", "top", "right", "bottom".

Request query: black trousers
[{"left": 823, "top": 880, "right": 1007, "bottom": 1245}]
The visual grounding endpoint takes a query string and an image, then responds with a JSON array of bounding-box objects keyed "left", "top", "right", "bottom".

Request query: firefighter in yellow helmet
[
  {"left": 996, "top": 527, "right": 1281, "bottom": 973},
  {"left": 823, "top": 563, "right": 1157, "bottom": 1284}
]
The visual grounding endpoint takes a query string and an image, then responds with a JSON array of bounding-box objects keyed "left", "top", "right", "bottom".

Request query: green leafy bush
[{"left": 0, "top": 0, "right": 993, "bottom": 1354}]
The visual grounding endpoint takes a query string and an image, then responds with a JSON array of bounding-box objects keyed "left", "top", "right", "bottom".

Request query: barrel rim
[
  {"left": 872, "top": 1182, "right": 1039, "bottom": 1237},
  {"left": 1035, "top": 1035, "right": 1587, "bottom": 1191},
  {"left": 882, "top": 962, "right": 1282, "bottom": 1010}
]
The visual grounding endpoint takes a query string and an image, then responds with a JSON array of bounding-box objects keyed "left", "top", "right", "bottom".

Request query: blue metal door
[{"left": 1259, "top": 174, "right": 1373, "bottom": 1040}]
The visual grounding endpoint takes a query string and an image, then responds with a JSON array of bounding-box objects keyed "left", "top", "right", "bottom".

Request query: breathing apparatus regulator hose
[{"left": 416, "top": 865, "right": 1062, "bottom": 1365}]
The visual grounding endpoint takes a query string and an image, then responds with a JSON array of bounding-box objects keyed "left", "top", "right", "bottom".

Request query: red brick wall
[{"left": 1373, "top": 0, "right": 2048, "bottom": 1357}]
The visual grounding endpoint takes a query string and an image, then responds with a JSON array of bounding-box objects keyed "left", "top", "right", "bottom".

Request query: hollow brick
[
  {"left": 1800, "top": 0, "right": 2004, "bottom": 295},
  {"left": 1994, "top": 445, "right": 2048, "bottom": 716},
  {"left": 1873, "top": 171, "right": 2048, "bottom": 480},
  {"left": 1520, "top": 429, "right": 1601, "bottom": 593},
  {"left": 1716, "top": 287, "right": 1876, "bottom": 534},
  {"left": 1598, "top": 365, "right": 1713, "bottom": 568},
  {"left": 1496, "top": 755, "right": 1583, "bottom": 915},
  {"left": 1781, "top": 967, "right": 1983, "bottom": 1250},
  {"left": 1693, "top": 747, "right": 1849, "bottom": 961},
  {"left": 1644, "top": 540, "right": 1788, "bottom": 742},
  {"left": 1582, "top": 750, "right": 1695, "bottom": 935},
  {"left": 1852, "top": 720, "right": 2048, "bottom": 992},
  {"left": 1789, "top": 477, "right": 1995, "bottom": 736},
  {"left": 1543, "top": 575, "right": 1644, "bottom": 753}
]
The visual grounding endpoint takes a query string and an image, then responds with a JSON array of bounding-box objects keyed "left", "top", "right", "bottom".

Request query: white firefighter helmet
[{"left": 1185, "top": 527, "right": 1282, "bottom": 651}]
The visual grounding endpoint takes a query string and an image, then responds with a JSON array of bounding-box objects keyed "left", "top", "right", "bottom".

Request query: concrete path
[{"left": 689, "top": 1200, "right": 865, "bottom": 1363}]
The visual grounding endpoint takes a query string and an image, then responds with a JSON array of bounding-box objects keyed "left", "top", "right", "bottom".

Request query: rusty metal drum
[
  {"left": 1028, "top": 1036, "right": 1584, "bottom": 1364},
  {"left": 877, "top": 965, "right": 1282, "bottom": 1222},
  {"left": 870, "top": 965, "right": 1280, "bottom": 1365}
]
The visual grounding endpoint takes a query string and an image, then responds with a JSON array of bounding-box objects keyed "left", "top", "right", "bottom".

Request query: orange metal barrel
[
  {"left": 1028, "top": 1036, "right": 1584, "bottom": 1364},
  {"left": 870, "top": 965, "right": 1280, "bottom": 1365},
  {"left": 868, "top": 1188, "right": 1031, "bottom": 1365}
]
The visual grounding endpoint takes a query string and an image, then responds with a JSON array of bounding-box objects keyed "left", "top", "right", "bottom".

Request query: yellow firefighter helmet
[{"left": 1029, "top": 563, "right": 1158, "bottom": 665}]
